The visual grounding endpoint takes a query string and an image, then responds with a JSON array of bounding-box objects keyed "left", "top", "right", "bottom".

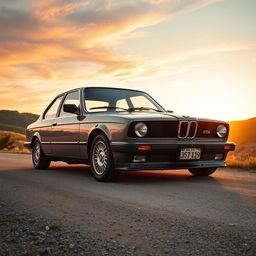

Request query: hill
[
  {"left": 226, "top": 117, "right": 256, "bottom": 168},
  {"left": 0, "top": 110, "right": 39, "bottom": 134},
  {"left": 228, "top": 117, "right": 256, "bottom": 159}
]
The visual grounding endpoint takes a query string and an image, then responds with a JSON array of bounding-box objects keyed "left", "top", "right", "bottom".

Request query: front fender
[{"left": 90, "top": 124, "right": 111, "bottom": 141}]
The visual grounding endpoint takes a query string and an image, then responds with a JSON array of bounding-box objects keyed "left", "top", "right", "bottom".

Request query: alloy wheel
[
  {"left": 33, "top": 142, "right": 40, "bottom": 166},
  {"left": 92, "top": 141, "right": 108, "bottom": 175}
]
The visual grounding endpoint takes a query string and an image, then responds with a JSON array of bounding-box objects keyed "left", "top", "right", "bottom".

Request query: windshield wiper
[
  {"left": 128, "top": 107, "right": 163, "bottom": 112},
  {"left": 90, "top": 106, "right": 163, "bottom": 112},
  {"left": 89, "top": 106, "right": 129, "bottom": 111}
]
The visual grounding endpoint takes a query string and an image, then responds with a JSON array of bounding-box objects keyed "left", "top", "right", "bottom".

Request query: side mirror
[
  {"left": 166, "top": 110, "right": 174, "bottom": 113},
  {"left": 63, "top": 104, "right": 80, "bottom": 115}
]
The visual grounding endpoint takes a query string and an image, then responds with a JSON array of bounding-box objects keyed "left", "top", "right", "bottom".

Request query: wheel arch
[
  {"left": 31, "top": 132, "right": 41, "bottom": 147},
  {"left": 87, "top": 125, "right": 111, "bottom": 160}
]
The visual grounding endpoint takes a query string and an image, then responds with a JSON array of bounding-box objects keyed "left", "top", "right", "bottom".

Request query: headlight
[
  {"left": 134, "top": 122, "right": 148, "bottom": 137},
  {"left": 216, "top": 124, "right": 227, "bottom": 138}
]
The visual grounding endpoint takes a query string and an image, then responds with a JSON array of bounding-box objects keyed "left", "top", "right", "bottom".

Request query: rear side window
[
  {"left": 59, "top": 90, "right": 80, "bottom": 117},
  {"left": 44, "top": 96, "right": 63, "bottom": 119}
]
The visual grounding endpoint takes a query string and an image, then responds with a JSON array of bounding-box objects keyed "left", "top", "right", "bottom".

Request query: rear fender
[{"left": 32, "top": 132, "right": 42, "bottom": 145}]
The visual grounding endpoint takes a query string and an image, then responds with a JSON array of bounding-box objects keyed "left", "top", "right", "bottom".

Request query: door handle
[{"left": 52, "top": 122, "right": 57, "bottom": 126}]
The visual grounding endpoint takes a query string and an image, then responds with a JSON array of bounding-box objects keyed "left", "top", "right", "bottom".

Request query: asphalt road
[{"left": 1, "top": 153, "right": 256, "bottom": 255}]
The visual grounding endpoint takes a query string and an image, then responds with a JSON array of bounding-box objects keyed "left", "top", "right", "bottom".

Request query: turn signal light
[
  {"left": 138, "top": 145, "right": 152, "bottom": 151},
  {"left": 224, "top": 145, "right": 232, "bottom": 150}
]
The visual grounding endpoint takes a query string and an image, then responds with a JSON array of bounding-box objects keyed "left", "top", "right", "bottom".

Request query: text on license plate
[{"left": 180, "top": 148, "right": 201, "bottom": 160}]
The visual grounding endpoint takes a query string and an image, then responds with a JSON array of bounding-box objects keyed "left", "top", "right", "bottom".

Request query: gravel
[
  {"left": 0, "top": 201, "right": 136, "bottom": 256},
  {"left": 1, "top": 196, "right": 256, "bottom": 256}
]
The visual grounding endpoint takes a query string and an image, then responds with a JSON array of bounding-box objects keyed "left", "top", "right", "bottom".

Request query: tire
[
  {"left": 188, "top": 167, "right": 217, "bottom": 176},
  {"left": 90, "top": 134, "right": 117, "bottom": 182},
  {"left": 32, "top": 139, "right": 51, "bottom": 169}
]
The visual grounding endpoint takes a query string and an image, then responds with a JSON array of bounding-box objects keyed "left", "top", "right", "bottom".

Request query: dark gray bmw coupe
[{"left": 24, "top": 87, "right": 235, "bottom": 181}]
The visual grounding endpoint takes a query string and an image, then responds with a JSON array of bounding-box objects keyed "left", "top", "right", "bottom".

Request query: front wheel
[
  {"left": 32, "top": 139, "right": 51, "bottom": 169},
  {"left": 188, "top": 167, "right": 217, "bottom": 176},
  {"left": 90, "top": 134, "right": 117, "bottom": 182}
]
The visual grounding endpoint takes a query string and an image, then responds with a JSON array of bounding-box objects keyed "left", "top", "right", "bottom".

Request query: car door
[
  {"left": 39, "top": 95, "right": 64, "bottom": 156},
  {"left": 51, "top": 90, "right": 81, "bottom": 158}
]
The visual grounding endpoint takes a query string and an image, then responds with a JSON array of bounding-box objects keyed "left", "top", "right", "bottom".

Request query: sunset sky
[{"left": 0, "top": 0, "right": 255, "bottom": 121}]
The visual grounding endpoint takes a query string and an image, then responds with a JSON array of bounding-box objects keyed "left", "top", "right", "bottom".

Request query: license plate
[{"left": 180, "top": 148, "right": 201, "bottom": 160}]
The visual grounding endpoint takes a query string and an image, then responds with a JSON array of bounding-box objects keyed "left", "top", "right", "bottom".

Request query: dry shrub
[
  {"left": 226, "top": 155, "right": 256, "bottom": 169},
  {"left": 0, "top": 130, "right": 30, "bottom": 153}
]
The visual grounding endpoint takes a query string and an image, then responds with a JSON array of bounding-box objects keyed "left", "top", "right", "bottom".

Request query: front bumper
[{"left": 110, "top": 141, "right": 235, "bottom": 171}]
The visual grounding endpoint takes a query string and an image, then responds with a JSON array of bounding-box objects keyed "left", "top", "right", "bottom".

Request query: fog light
[
  {"left": 133, "top": 155, "right": 146, "bottom": 163},
  {"left": 215, "top": 154, "right": 223, "bottom": 160}
]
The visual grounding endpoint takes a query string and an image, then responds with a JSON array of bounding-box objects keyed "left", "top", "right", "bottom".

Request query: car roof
[{"left": 56, "top": 87, "right": 146, "bottom": 97}]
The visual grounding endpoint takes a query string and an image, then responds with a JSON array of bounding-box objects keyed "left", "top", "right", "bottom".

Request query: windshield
[{"left": 83, "top": 88, "right": 165, "bottom": 113}]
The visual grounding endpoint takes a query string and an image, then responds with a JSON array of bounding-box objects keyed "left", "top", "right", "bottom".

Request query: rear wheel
[
  {"left": 32, "top": 139, "right": 51, "bottom": 169},
  {"left": 90, "top": 134, "right": 117, "bottom": 182},
  {"left": 188, "top": 167, "right": 217, "bottom": 176}
]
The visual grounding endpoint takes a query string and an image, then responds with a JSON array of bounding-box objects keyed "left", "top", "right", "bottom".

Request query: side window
[
  {"left": 59, "top": 90, "right": 80, "bottom": 117},
  {"left": 116, "top": 99, "right": 129, "bottom": 110},
  {"left": 85, "top": 100, "right": 109, "bottom": 112},
  {"left": 44, "top": 96, "right": 63, "bottom": 119},
  {"left": 130, "top": 95, "right": 156, "bottom": 109}
]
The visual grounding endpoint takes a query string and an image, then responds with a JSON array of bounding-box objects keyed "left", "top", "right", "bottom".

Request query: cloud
[
  {"left": 105, "top": 42, "right": 254, "bottom": 81},
  {"left": 0, "top": 81, "right": 55, "bottom": 113},
  {"left": 0, "top": 0, "right": 230, "bottom": 108},
  {"left": 36, "top": 1, "right": 90, "bottom": 21},
  {"left": 0, "top": 0, "right": 225, "bottom": 79}
]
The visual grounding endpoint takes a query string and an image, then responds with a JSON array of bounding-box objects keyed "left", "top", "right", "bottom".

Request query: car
[{"left": 24, "top": 87, "right": 235, "bottom": 181}]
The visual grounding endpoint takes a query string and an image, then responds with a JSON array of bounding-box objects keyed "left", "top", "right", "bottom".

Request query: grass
[
  {"left": 0, "top": 123, "right": 26, "bottom": 134},
  {"left": 0, "top": 130, "right": 30, "bottom": 153},
  {"left": 226, "top": 156, "right": 256, "bottom": 169}
]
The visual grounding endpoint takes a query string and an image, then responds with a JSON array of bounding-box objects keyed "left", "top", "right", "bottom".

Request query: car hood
[{"left": 107, "top": 112, "right": 225, "bottom": 123}]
